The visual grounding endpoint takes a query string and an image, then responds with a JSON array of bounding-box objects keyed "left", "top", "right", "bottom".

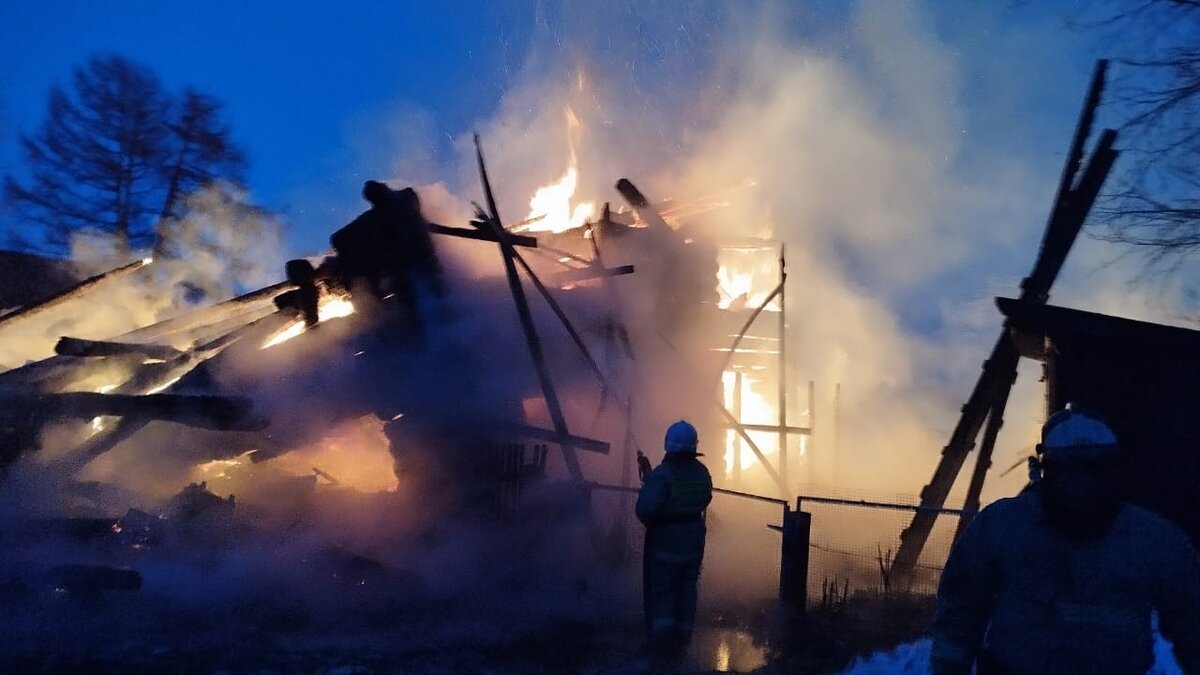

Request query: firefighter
[
  {"left": 636, "top": 420, "right": 713, "bottom": 662},
  {"left": 932, "top": 406, "right": 1200, "bottom": 675}
]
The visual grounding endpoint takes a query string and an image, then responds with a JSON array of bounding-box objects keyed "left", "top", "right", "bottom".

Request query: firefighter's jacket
[
  {"left": 932, "top": 491, "right": 1200, "bottom": 675},
  {"left": 636, "top": 456, "right": 713, "bottom": 562}
]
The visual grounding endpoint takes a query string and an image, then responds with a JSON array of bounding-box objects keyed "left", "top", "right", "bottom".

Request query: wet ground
[{"left": 0, "top": 589, "right": 932, "bottom": 674}]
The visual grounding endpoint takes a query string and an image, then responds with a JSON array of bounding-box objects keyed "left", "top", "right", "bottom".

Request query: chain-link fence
[
  {"left": 800, "top": 486, "right": 964, "bottom": 602},
  {"left": 585, "top": 483, "right": 785, "bottom": 605},
  {"left": 584, "top": 482, "right": 965, "bottom": 609}
]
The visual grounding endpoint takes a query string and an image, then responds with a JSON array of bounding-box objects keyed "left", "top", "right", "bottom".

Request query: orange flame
[
  {"left": 261, "top": 294, "right": 355, "bottom": 349},
  {"left": 721, "top": 371, "right": 780, "bottom": 474},
  {"left": 716, "top": 247, "right": 781, "bottom": 311},
  {"left": 514, "top": 107, "right": 596, "bottom": 234}
]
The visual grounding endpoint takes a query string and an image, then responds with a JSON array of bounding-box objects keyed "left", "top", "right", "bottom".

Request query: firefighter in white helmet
[
  {"left": 932, "top": 406, "right": 1200, "bottom": 674},
  {"left": 636, "top": 420, "right": 713, "bottom": 663}
]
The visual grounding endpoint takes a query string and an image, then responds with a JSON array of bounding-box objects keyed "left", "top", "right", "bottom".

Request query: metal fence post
[{"left": 780, "top": 500, "right": 811, "bottom": 614}]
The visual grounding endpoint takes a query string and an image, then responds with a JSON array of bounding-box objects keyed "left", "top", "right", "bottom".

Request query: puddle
[{"left": 694, "top": 627, "right": 769, "bottom": 673}]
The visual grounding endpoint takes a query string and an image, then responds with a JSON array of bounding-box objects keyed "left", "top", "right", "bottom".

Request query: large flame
[
  {"left": 515, "top": 107, "right": 596, "bottom": 234},
  {"left": 521, "top": 165, "right": 596, "bottom": 234},
  {"left": 721, "top": 370, "right": 780, "bottom": 474},
  {"left": 716, "top": 247, "right": 782, "bottom": 311}
]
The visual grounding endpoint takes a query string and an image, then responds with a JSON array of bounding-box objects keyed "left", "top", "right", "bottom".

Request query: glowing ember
[{"left": 261, "top": 294, "right": 356, "bottom": 349}]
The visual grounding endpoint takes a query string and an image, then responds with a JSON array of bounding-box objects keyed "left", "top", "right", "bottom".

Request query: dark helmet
[{"left": 664, "top": 420, "right": 701, "bottom": 455}]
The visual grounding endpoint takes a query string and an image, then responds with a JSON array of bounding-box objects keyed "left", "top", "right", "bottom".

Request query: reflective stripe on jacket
[{"left": 637, "top": 457, "right": 714, "bottom": 562}]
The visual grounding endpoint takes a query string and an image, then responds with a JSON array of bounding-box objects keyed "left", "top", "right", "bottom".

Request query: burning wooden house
[{"left": 0, "top": 130, "right": 815, "bottom": 524}]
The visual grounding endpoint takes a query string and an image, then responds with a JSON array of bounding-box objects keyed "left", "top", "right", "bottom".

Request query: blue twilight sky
[
  {"left": 0, "top": 1, "right": 544, "bottom": 250},
  {"left": 0, "top": 1, "right": 1104, "bottom": 260}
]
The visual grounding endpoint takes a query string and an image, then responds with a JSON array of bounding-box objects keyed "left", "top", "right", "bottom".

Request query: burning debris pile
[{"left": 0, "top": 131, "right": 804, "bottom": 670}]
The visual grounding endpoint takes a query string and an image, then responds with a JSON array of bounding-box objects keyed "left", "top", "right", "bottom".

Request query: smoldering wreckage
[
  {"left": 4, "top": 62, "right": 1200, "bottom": 673},
  {"left": 0, "top": 131, "right": 757, "bottom": 673}
]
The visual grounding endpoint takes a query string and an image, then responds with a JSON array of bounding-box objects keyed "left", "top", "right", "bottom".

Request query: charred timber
[
  {"left": 55, "top": 337, "right": 184, "bottom": 361},
  {"left": 501, "top": 423, "right": 610, "bottom": 454},
  {"left": 615, "top": 178, "right": 672, "bottom": 232},
  {"left": 50, "top": 313, "right": 290, "bottom": 469},
  {"left": 0, "top": 259, "right": 150, "bottom": 330},
  {"left": 118, "top": 280, "right": 295, "bottom": 343},
  {"left": 0, "top": 392, "right": 266, "bottom": 431},
  {"left": 0, "top": 353, "right": 146, "bottom": 393},
  {"left": 436, "top": 222, "right": 538, "bottom": 248},
  {"left": 892, "top": 60, "right": 1117, "bottom": 578},
  {"left": 553, "top": 264, "right": 636, "bottom": 286}
]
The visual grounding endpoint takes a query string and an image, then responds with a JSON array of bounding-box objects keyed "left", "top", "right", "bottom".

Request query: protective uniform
[
  {"left": 636, "top": 420, "right": 713, "bottom": 657},
  {"left": 932, "top": 408, "right": 1200, "bottom": 675}
]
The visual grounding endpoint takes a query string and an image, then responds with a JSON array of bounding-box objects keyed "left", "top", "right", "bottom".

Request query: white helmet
[{"left": 1039, "top": 405, "right": 1118, "bottom": 463}]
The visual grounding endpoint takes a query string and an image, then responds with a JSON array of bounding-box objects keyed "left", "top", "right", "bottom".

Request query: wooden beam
[
  {"left": 615, "top": 178, "right": 672, "bottom": 231},
  {"left": 475, "top": 134, "right": 584, "bottom": 482},
  {"left": 118, "top": 280, "right": 294, "bottom": 343},
  {"left": 502, "top": 423, "right": 611, "bottom": 454},
  {"left": 0, "top": 392, "right": 265, "bottom": 431},
  {"left": 720, "top": 422, "right": 811, "bottom": 435},
  {"left": 892, "top": 60, "right": 1118, "bottom": 578},
  {"left": 0, "top": 259, "right": 150, "bottom": 331},
  {"left": 55, "top": 337, "right": 184, "bottom": 361},
  {"left": 715, "top": 399, "right": 787, "bottom": 496},
  {"left": 429, "top": 223, "right": 538, "bottom": 248}
]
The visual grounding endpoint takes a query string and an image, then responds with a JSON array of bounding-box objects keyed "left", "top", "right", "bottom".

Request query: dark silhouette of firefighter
[
  {"left": 932, "top": 406, "right": 1200, "bottom": 675},
  {"left": 331, "top": 181, "right": 444, "bottom": 318},
  {"left": 636, "top": 420, "right": 713, "bottom": 662}
]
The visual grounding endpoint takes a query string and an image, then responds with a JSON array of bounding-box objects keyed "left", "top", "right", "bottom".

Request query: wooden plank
[{"left": 552, "top": 264, "right": 635, "bottom": 285}]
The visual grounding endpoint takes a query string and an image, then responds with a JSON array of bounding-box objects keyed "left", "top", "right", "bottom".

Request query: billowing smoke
[
  {"left": 318, "top": 0, "right": 1200, "bottom": 608},
  {"left": 4, "top": 1, "right": 1198, "bottom": 669}
]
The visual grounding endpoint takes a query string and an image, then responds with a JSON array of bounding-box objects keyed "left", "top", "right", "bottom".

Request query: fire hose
[{"left": 637, "top": 450, "right": 652, "bottom": 483}]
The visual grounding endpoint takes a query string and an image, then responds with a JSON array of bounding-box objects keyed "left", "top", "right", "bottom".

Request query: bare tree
[
  {"left": 1080, "top": 1, "right": 1200, "bottom": 268},
  {"left": 4, "top": 55, "right": 248, "bottom": 260},
  {"left": 158, "top": 90, "right": 246, "bottom": 222}
]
